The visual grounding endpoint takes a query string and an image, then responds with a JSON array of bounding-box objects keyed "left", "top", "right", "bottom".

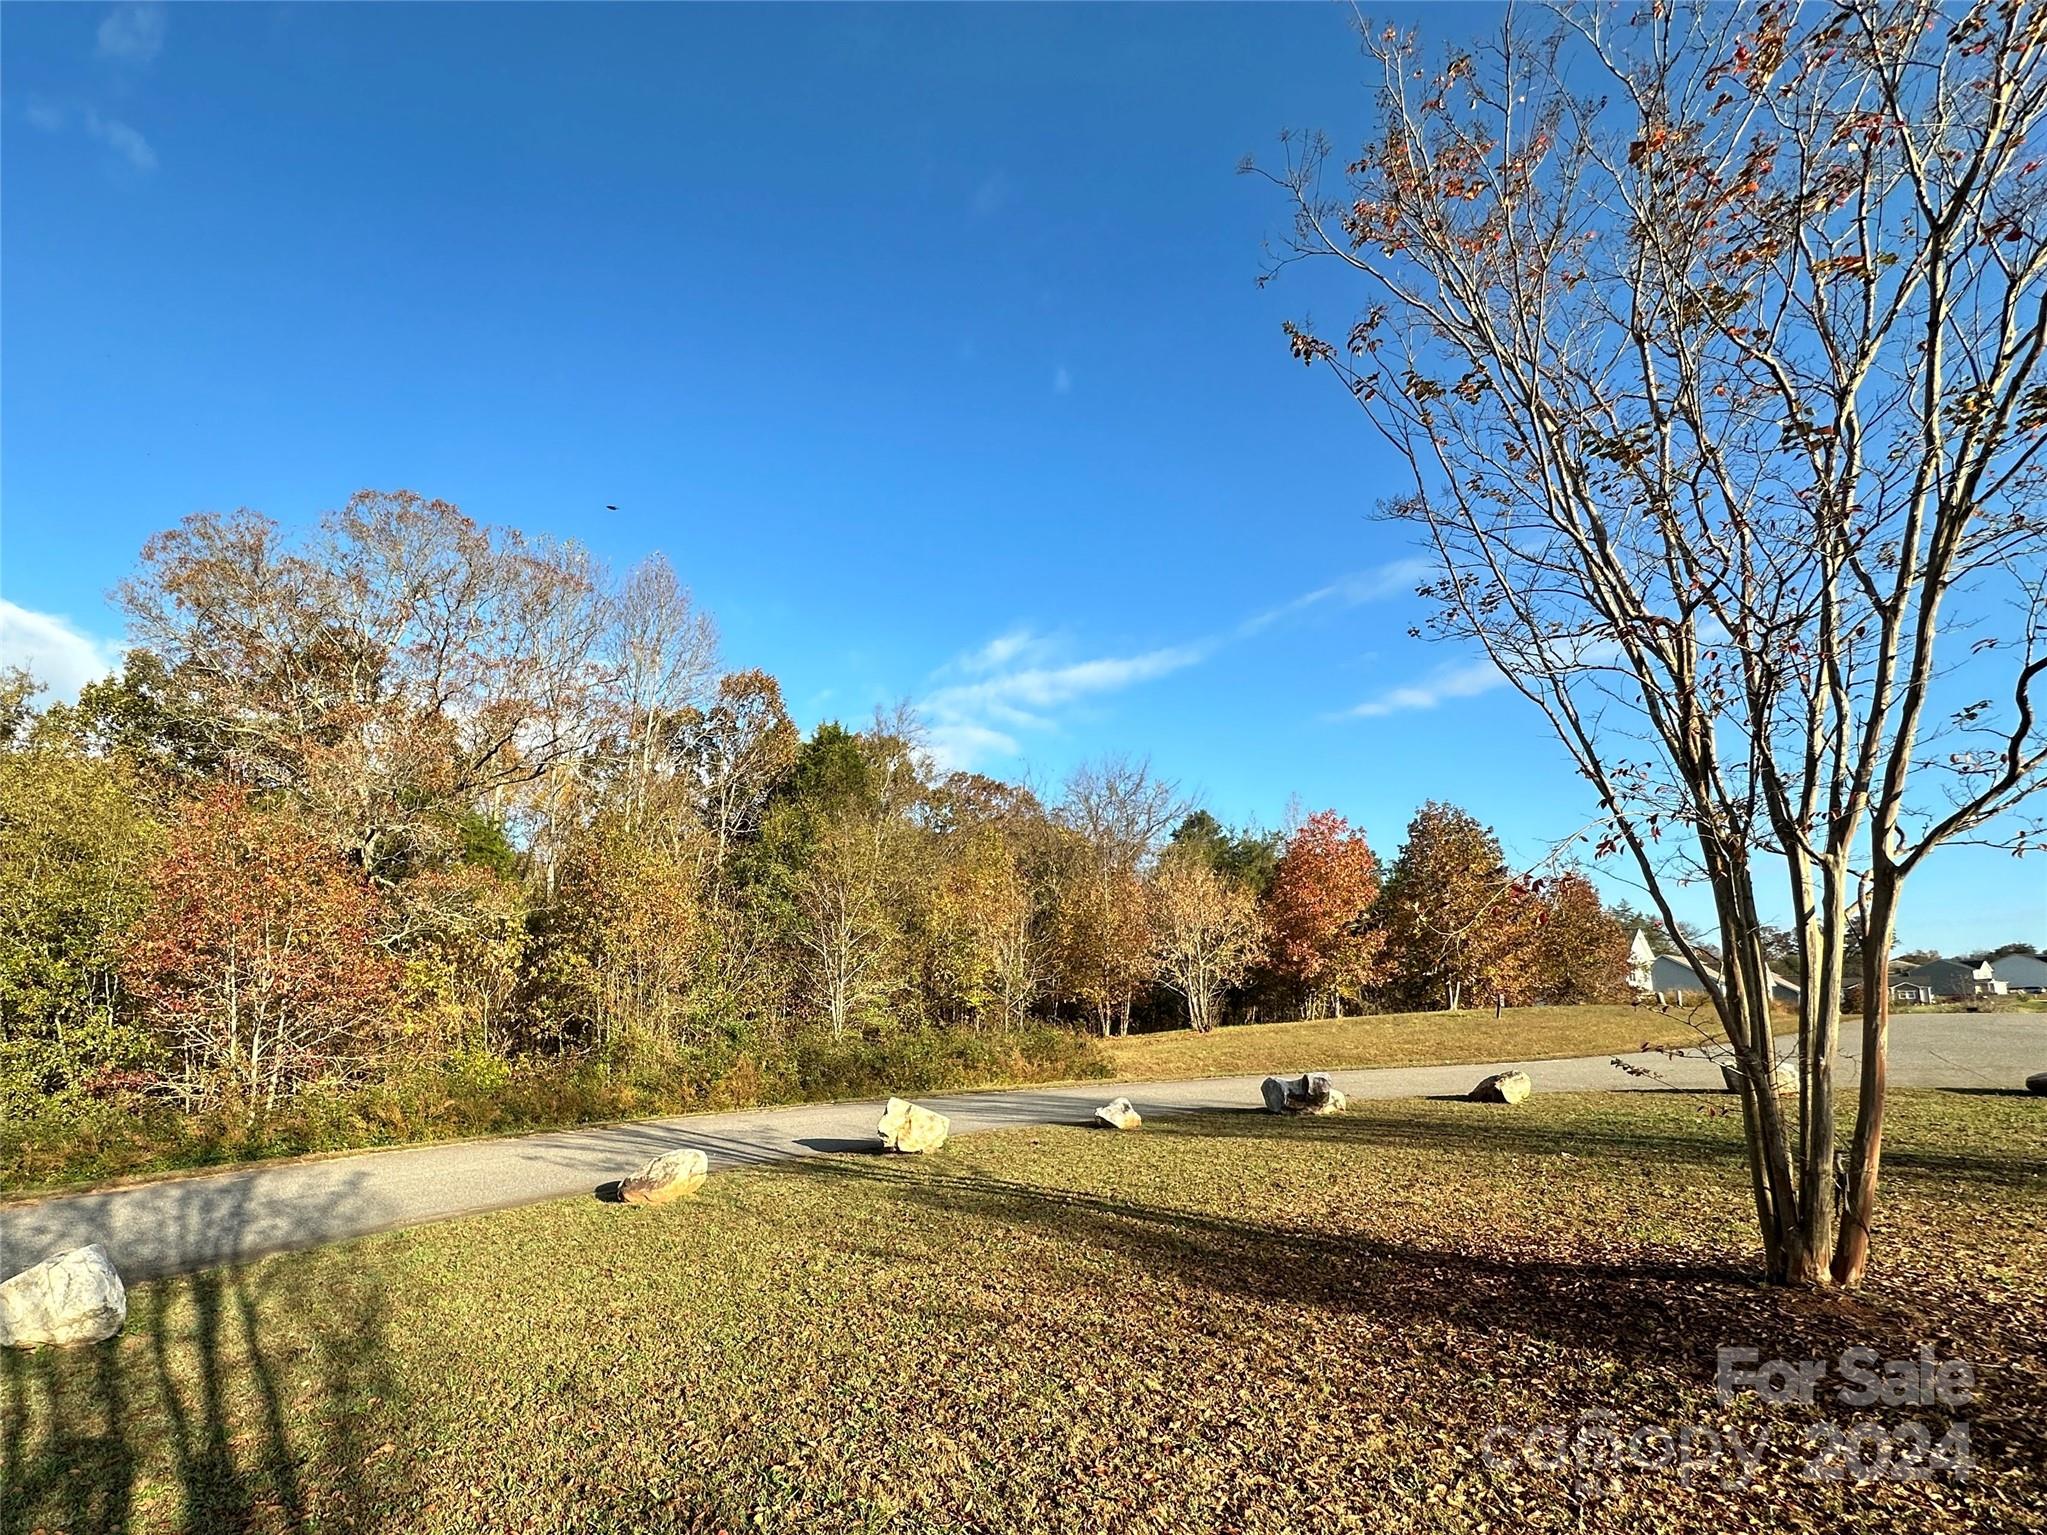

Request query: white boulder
[
  {"left": 878, "top": 1097, "right": 950, "bottom": 1153},
  {"left": 1094, "top": 1097, "right": 1142, "bottom": 1130},
  {"left": 0, "top": 1245, "right": 127, "bottom": 1349},
  {"left": 618, "top": 1147, "right": 709, "bottom": 1206},
  {"left": 1470, "top": 1071, "right": 1533, "bottom": 1105},
  {"left": 1721, "top": 1057, "right": 1798, "bottom": 1095},
  {"left": 1261, "top": 1073, "right": 1347, "bottom": 1116}
]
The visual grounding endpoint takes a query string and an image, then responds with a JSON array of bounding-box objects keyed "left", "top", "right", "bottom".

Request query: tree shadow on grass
[
  {"left": 1148, "top": 1098, "right": 1751, "bottom": 1171},
  {"left": 1, "top": 1171, "right": 406, "bottom": 1535},
  {"left": 1137, "top": 1098, "right": 2046, "bottom": 1189},
  {"left": 776, "top": 1117, "right": 2045, "bottom": 1481}
]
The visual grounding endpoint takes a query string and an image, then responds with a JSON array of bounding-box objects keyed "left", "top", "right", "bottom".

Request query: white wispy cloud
[
  {"left": 0, "top": 600, "right": 123, "bottom": 699},
  {"left": 1052, "top": 366, "right": 1073, "bottom": 395},
  {"left": 28, "top": 5, "right": 165, "bottom": 171},
  {"left": 96, "top": 2, "right": 166, "bottom": 64},
  {"left": 1343, "top": 657, "right": 1507, "bottom": 719},
  {"left": 924, "top": 719, "right": 1023, "bottom": 770},
  {"left": 918, "top": 557, "right": 1441, "bottom": 768},
  {"left": 958, "top": 627, "right": 1050, "bottom": 674},
  {"left": 84, "top": 110, "right": 157, "bottom": 171},
  {"left": 1240, "top": 557, "right": 1432, "bottom": 636},
  {"left": 922, "top": 628, "right": 1209, "bottom": 769}
]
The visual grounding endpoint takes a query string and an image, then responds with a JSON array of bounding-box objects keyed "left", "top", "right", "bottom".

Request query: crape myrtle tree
[{"left": 1253, "top": 0, "right": 2047, "bottom": 1283}]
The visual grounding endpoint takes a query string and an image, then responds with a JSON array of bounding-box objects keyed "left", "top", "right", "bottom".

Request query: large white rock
[
  {"left": 0, "top": 1245, "right": 126, "bottom": 1348},
  {"left": 878, "top": 1097, "right": 950, "bottom": 1153},
  {"left": 1094, "top": 1097, "right": 1142, "bottom": 1131},
  {"left": 1261, "top": 1073, "right": 1347, "bottom": 1116},
  {"left": 618, "top": 1147, "right": 708, "bottom": 1206},
  {"left": 1470, "top": 1070, "right": 1533, "bottom": 1105},
  {"left": 1721, "top": 1057, "right": 1798, "bottom": 1095}
]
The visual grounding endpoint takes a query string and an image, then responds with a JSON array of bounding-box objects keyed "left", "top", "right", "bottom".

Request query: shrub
[{"left": 121, "top": 785, "right": 400, "bottom": 1114}]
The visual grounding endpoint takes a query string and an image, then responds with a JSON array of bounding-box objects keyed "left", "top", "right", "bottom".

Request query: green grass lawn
[
  {"left": 1102, "top": 1002, "right": 1721, "bottom": 1080},
  {"left": 7, "top": 1089, "right": 2040, "bottom": 1533}
]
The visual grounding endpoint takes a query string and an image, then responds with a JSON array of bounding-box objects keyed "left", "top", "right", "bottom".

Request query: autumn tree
[
  {"left": 544, "top": 812, "right": 713, "bottom": 1053},
  {"left": 1053, "top": 757, "right": 1185, "bottom": 1035},
  {"left": 0, "top": 668, "right": 32, "bottom": 748},
  {"left": 752, "top": 718, "right": 931, "bottom": 1038},
  {"left": 381, "top": 857, "right": 531, "bottom": 1056},
  {"left": 48, "top": 650, "right": 225, "bottom": 802},
  {"left": 605, "top": 554, "right": 719, "bottom": 836},
  {"left": 1374, "top": 803, "right": 1537, "bottom": 1012},
  {"left": 0, "top": 731, "right": 162, "bottom": 1104},
  {"left": 676, "top": 669, "right": 800, "bottom": 895},
  {"left": 1255, "top": 0, "right": 2047, "bottom": 1285},
  {"left": 926, "top": 821, "right": 1044, "bottom": 1029},
  {"left": 115, "top": 492, "right": 619, "bottom": 876},
  {"left": 1149, "top": 853, "right": 1264, "bottom": 1032},
  {"left": 790, "top": 819, "right": 897, "bottom": 1039},
  {"left": 1262, "top": 809, "right": 1387, "bottom": 1015},
  {"left": 1525, "top": 872, "right": 1632, "bottom": 1005},
  {"left": 121, "top": 786, "right": 398, "bottom": 1114}
]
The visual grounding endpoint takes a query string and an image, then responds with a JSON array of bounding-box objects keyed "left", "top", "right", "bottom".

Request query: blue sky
[{"left": 2, "top": 2, "right": 2039, "bottom": 952}]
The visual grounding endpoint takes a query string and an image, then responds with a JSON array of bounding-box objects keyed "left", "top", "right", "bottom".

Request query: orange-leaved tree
[{"left": 1262, "top": 809, "right": 1386, "bottom": 1016}]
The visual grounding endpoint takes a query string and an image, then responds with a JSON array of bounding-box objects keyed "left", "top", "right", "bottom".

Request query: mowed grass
[
  {"left": 6, "top": 1091, "right": 2041, "bottom": 1535},
  {"left": 1103, "top": 1002, "right": 1721, "bottom": 1080}
]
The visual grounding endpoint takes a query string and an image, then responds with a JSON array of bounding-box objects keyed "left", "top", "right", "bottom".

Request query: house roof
[
  {"left": 1989, "top": 952, "right": 2047, "bottom": 985},
  {"left": 1905, "top": 957, "right": 1992, "bottom": 984},
  {"left": 1643, "top": 945, "right": 1801, "bottom": 1001}
]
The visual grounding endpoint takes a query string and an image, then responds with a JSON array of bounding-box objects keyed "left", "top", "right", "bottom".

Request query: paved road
[{"left": 3, "top": 1014, "right": 2035, "bottom": 1282}]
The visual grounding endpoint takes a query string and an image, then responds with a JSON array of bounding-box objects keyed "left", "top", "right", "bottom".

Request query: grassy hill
[{"left": 1102, "top": 1002, "right": 1721, "bottom": 1081}]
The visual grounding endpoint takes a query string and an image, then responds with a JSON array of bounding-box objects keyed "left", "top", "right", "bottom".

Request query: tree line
[{"left": 1, "top": 492, "right": 1634, "bottom": 1138}]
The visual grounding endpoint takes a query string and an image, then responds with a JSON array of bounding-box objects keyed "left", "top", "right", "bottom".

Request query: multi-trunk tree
[
  {"left": 1256, "top": 0, "right": 2047, "bottom": 1284},
  {"left": 1053, "top": 758, "right": 1186, "bottom": 1036},
  {"left": 1150, "top": 852, "right": 1264, "bottom": 1033},
  {"left": 121, "top": 785, "right": 398, "bottom": 1115}
]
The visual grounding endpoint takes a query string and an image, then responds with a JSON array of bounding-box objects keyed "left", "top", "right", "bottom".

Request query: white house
[
  {"left": 1629, "top": 930, "right": 1800, "bottom": 1005},
  {"left": 1627, "top": 929, "right": 1658, "bottom": 992},
  {"left": 1988, "top": 952, "right": 2047, "bottom": 995},
  {"left": 1902, "top": 957, "right": 2008, "bottom": 1001}
]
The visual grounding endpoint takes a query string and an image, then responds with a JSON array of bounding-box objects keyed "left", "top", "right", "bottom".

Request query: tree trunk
[{"left": 1833, "top": 876, "right": 1899, "bottom": 1286}]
